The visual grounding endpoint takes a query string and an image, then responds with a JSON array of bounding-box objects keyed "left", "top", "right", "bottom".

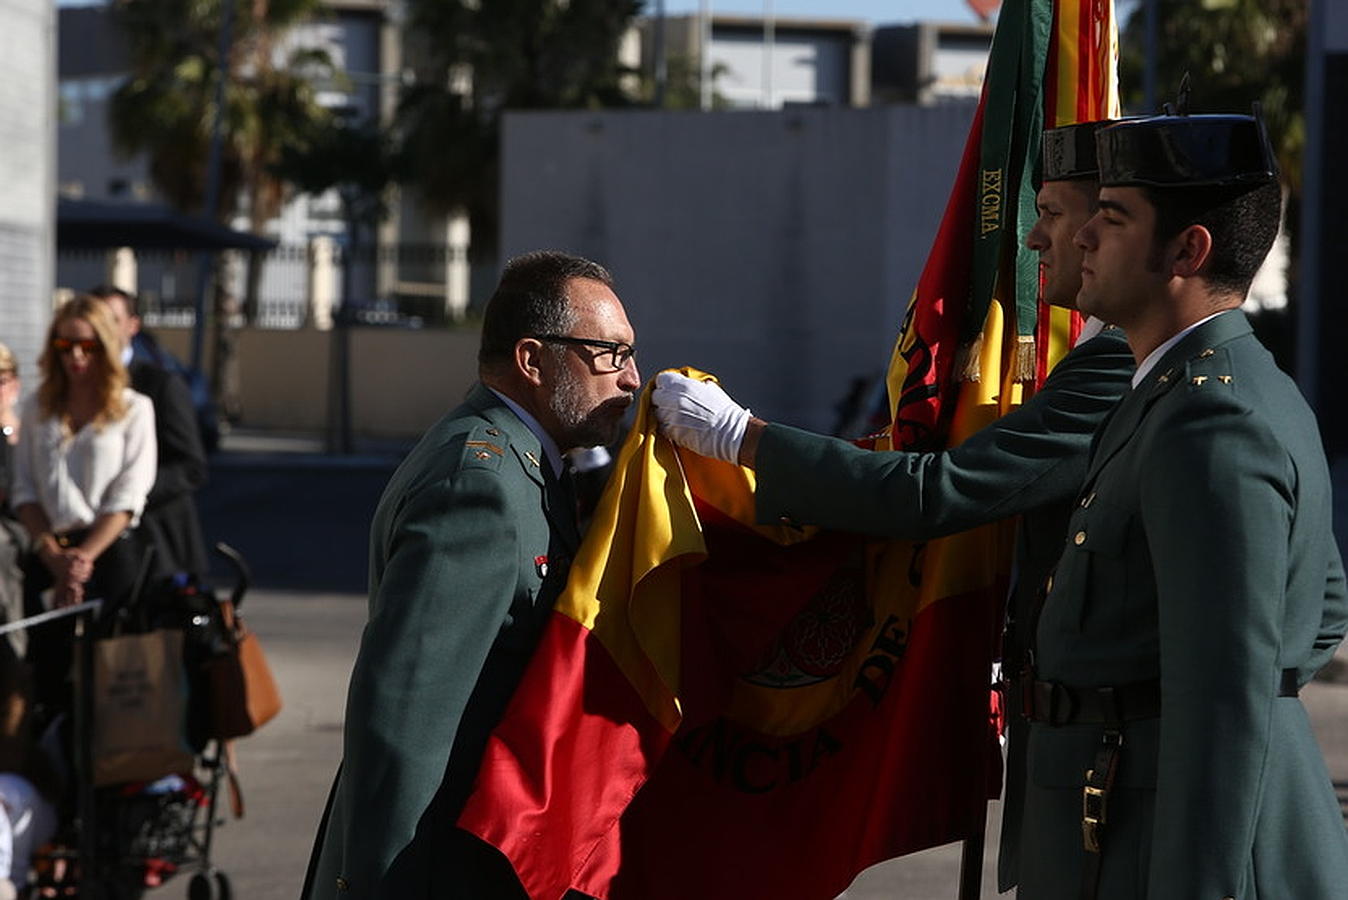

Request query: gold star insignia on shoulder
[
  {"left": 524, "top": 450, "right": 541, "bottom": 468},
  {"left": 1198, "top": 348, "right": 1215, "bottom": 359},
  {"left": 1218, "top": 374, "right": 1233, "bottom": 384},
  {"left": 474, "top": 451, "right": 492, "bottom": 460},
  {"left": 486, "top": 427, "right": 501, "bottom": 436},
  {"left": 1192, "top": 375, "right": 1208, "bottom": 386}
]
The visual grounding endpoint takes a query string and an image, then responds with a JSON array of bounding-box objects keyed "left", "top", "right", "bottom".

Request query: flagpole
[{"left": 956, "top": 813, "right": 986, "bottom": 899}]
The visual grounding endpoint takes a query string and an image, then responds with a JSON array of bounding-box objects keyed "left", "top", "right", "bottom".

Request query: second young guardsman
[{"left": 1017, "top": 110, "right": 1348, "bottom": 899}]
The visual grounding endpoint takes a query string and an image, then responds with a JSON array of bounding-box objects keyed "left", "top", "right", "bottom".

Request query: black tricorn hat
[
  {"left": 1041, "top": 121, "right": 1109, "bottom": 182},
  {"left": 1095, "top": 113, "right": 1278, "bottom": 188}
]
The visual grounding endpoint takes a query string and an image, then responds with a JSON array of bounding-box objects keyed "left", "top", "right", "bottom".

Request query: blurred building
[
  {"left": 57, "top": 2, "right": 394, "bottom": 224},
  {"left": 55, "top": 7, "right": 995, "bottom": 333},
  {"left": 0, "top": 1, "right": 55, "bottom": 378},
  {"left": 635, "top": 14, "right": 994, "bottom": 111},
  {"left": 54, "top": 1, "right": 472, "bottom": 327},
  {"left": 871, "top": 21, "right": 995, "bottom": 105},
  {"left": 639, "top": 14, "right": 871, "bottom": 109},
  {"left": 57, "top": 5, "right": 150, "bottom": 206},
  {"left": 48, "top": 4, "right": 1003, "bottom": 438}
]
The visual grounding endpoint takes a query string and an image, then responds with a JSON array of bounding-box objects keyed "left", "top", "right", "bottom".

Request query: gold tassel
[
  {"left": 957, "top": 335, "right": 984, "bottom": 383},
  {"left": 1014, "top": 335, "right": 1037, "bottom": 383}
]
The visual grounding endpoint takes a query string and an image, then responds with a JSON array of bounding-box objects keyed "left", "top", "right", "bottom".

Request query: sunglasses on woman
[{"left": 51, "top": 337, "right": 102, "bottom": 355}]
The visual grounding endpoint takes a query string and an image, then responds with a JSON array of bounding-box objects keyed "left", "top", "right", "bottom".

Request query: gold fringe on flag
[
  {"left": 957, "top": 335, "right": 984, "bottom": 383},
  {"left": 1014, "top": 335, "right": 1037, "bottom": 383}
]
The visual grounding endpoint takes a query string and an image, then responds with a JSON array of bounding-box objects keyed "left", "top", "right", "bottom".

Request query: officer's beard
[{"left": 547, "top": 358, "right": 626, "bottom": 451}]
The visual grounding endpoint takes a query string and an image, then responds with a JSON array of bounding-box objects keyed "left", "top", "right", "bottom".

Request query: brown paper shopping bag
[{"left": 91, "top": 628, "right": 195, "bottom": 786}]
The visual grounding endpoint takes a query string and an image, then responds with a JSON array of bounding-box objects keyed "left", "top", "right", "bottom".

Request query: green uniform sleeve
[
  {"left": 1141, "top": 397, "right": 1292, "bottom": 899},
  {"left": 1307, "top": 541, "right": 1348, "bottom": 678},
  {"left": 754, "top": 333, "right": 1133, "bottom": 538},
  {"left": 337, "top": 466, "right": 519, "bottom": 896}
]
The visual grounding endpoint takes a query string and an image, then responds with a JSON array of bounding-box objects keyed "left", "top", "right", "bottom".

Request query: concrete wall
[
  {"left": 156, "top": 326, "right": 481, "bottom": 437},
  {"left": 500, "top": 104, "right": 973, "bottom": 432},
  {"left": 0, "top": 0, "right": 55, "bottom": 379}
]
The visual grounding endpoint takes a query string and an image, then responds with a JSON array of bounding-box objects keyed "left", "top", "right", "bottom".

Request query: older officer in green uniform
[
  {"left": 1016, "top": 113, "right": 1348, "bottom": 899},
  {"left": 302, "top": 251, "right": 641, "bottom": 899},
  {"left": 650, "top": 120, "right": 1134, "bottom": 893}
]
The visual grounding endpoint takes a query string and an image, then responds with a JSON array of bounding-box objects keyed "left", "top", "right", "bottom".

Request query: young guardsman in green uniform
[
  {"left": 1016, "top": 112, "right": 1348, "bottom": 899},
  {"left": 302, "top": 251, "right": 641, "bottom": 899},
  {"left": 650, "top": 120, "right": 1135, "bottom": 893}
]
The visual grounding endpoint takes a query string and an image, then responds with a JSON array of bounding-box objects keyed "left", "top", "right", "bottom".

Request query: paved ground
[{"left": 138, "top": 442, "right": 1348, "bottom": 899}]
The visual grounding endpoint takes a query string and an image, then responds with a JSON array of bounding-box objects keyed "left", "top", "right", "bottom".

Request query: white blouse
[{"left": 10, "top": 388, "right": 157, "bottom": 533}]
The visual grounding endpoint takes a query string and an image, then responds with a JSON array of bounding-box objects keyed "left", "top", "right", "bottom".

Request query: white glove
[{"left": 651, "top": 371, "right": 751, "bottom": 463}]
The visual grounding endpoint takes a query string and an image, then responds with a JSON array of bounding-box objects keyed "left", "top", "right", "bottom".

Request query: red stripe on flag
[
  {"left": 1076, "top": 0, "right": 1094, "bottom": 122},
  {"left": 457, "top": 614, "right": 674, "bottom": 900}
]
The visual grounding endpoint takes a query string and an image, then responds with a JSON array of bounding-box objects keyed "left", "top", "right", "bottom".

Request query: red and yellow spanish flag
[
  {"left": 458, "top": 2, "right": 1118, "bottom": 898},
  {"left": 1036, "top": 0, "right": 1122, "bottom": 380}
]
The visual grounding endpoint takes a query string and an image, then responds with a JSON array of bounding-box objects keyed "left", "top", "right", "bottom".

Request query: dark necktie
[{"left": 544, "top": 463, "right": 582, "bottom": 550}]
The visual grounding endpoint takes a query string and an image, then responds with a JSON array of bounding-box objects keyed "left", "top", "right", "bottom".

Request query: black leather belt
[
  {"left": 1021, "top": 668, "right": 1300, "bottom": 726},
  {"left": 1023, "top": 678, "right": 1160, "bottom": 726}
]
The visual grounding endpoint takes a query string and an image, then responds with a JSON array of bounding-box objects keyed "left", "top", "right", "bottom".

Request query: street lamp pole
[
  {"left": 1143, "top": 0, "right": 1158, "bottom": 113},
  {"left": 700, "top": 0, "right": 713, "bottom": 110},
  {"left": 653, "top": 0, "right": 667, "bottom": 107},
  {"left": 192, "top": 0, "right": 235, "bottom": 373}
]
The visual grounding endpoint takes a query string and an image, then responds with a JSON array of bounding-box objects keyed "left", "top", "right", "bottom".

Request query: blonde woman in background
[{"left": 10, "top": 296, "right": 156, "bottom": 718}]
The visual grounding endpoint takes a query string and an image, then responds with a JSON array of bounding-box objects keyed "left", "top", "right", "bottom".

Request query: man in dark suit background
[
  {"left": 302, "top": 250, "right": 640, "bottom": 899},
  {"left": 91, "top": 286, "right": 208, "bottom": 579}
]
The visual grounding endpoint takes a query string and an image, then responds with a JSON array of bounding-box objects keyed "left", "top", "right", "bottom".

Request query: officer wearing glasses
[{"left": 303, "top": 251, "right": 640, "bottom": 900}]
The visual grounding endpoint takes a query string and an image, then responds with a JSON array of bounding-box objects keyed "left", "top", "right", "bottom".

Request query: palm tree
[
  {"left": 1120, "top": 0, "right": 1308, "bottom": 368},
  {"left": 396, "top": 0, "right": 644, "bottom": 264},
  {"left": 108, "top": 0, "right": 334, "bottom": 232},
  {"left": 1120, "top": 0, "right": 1305, "bottom": 186},
  {"left": 106, "top": 0, "right": 336, "bottom": 414}
]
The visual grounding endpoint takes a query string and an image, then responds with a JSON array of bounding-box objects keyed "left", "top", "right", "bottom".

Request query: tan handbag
[{"left": 201, "top": 599, "right": 282, "bottom": 739}]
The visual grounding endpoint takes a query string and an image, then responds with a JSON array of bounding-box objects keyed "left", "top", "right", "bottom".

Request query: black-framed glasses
[
  {"left": 51, "top": 337, "right": 102, "bottom": 356},
  {"left": 531, "top": 335, "right": 636, "bottom": 372}
]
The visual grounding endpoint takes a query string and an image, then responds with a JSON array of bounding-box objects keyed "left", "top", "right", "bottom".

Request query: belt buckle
[{"left": 1082, "top": 777, "right": 1106, "bottom": 852}]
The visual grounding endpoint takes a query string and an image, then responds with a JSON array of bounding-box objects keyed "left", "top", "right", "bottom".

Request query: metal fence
[{"left": 55, "top": 241, "right": 470, "bottom": 330}]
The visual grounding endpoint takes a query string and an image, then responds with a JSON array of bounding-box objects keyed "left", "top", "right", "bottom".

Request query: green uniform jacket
[
  {"left": 753, "top": 328, "right": 1135, "bottom": 890},
  {"left": 1023, "top": 310, "right": 1348, "bottom": 899},
  {"left": 302, "top": 384, "right": 581, "bottom": 899}
]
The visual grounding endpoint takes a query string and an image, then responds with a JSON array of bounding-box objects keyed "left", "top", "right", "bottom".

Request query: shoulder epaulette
[
  {"left": 1183, "top": 346, "right": 1236, "bottom": 391},
  {"left": 459, "top": 424, "right": 510, "bottom": 471}
]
